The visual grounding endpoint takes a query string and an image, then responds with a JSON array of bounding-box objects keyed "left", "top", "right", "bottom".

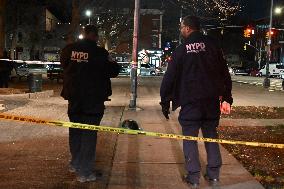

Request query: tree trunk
[
  {"left": 0, "top": 0, "right": 6, "bottom": 58},
  {"left": 10, "top": 1, "right": 18, "bottom": 59},
  {"left": 66, "top": 0, "right": 81, "bottom": 44},
  {"left": 104, "top": 38, "right": 111, "bottom": 51}
]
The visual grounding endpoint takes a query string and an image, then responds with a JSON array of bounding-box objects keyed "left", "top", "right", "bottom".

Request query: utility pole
[
  {"left": 263, "top": 0, "right": 273, "bottom": 88},
  {"left": 129, "top": 0, "right": 140, "bottom": 109}
]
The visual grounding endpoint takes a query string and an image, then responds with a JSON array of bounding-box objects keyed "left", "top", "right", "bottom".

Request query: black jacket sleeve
[
  {"left": 60, "top": 44, "right": 73, "bottom": 69},
  {"left": 99, "top": 49, "right": 121, "bottom": 78},
  {"left": 218, "top": 49, "right": 233, "bottom": 104},
  {"left": 160, "top": 47, "right": 180, "bottom": 103},
  {"left": 105, "top": 61, "right": 121, "bottom": 78}
]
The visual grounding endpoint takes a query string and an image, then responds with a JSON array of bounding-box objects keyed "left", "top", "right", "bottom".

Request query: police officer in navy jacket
[
  {"left": 160, "top": 16, "right": 232, "bottom": 188},
  {"left": 60, "top": 25, "right": 120, "bottom": 183}
]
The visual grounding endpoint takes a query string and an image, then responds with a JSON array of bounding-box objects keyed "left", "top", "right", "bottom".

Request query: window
[
  {"left": 115, "top": 57, "right": 123, "bottom": 62},
  {"left": 17, "top": 32, "right": 23, "bottom": 43},
  {"left": 152, "top": 35, "right": 159, "bottom": 48},
  {"left": 276, "top": 65, "right": 284, "bottom": 69},
  {"left": 152, "top": 19, "right": 159, "bottom": 30},
  {"left": 141, "top": 64, "right": 150, "bottom": 68}
]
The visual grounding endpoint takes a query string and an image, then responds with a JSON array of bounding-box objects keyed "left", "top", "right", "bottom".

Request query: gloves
[{"left": 160, "top": 101, "right": 170, "bottom": 119}]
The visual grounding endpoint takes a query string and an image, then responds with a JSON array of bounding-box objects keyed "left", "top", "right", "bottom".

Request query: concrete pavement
[
  {"left": 0, "top": 77, "right": 272, "bottom": 188},
  {"left": 105, "top": 95, "right": 264, "bottom": 189}
]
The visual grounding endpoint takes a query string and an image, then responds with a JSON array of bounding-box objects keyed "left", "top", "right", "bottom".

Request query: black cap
[{"left": 121, "top": 119, "right": 140, "bottom": 130}]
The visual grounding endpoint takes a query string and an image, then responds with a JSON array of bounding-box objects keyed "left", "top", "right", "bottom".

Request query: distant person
[
  {"left": 0, "top": 59, "right": 13, "bottom": 88},
  {"left": 160, "top": 16, "right": 232, "bottom": 188},
  {"left": 60, "top": 25, "right": 120, "bottom": 183}
]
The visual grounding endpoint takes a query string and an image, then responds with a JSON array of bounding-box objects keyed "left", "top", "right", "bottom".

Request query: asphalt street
[
  {"left": 1, "top": 76, "right": 284, "bottom": 111},
  {"left": 110, "top": 76, "right": 284, "bottom": 107}
]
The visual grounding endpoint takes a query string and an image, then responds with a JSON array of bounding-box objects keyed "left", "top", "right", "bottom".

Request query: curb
[
  {"left": 0, "top": 90, "right": 54, "bottom": 99},
  {"left": 220, "top": 118, "right": 284, "bottom": 127},
  {"left": 231, "top": 75, "right": 284, "bottom": 92}
]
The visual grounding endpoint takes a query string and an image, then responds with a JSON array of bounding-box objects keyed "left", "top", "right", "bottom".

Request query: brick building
[{"left": 5, "top": 1, "right": 62, "bottom": 61}]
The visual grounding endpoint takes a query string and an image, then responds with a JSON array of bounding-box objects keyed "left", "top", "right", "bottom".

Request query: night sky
[
  {"left": 45, "top": 0, "right": 284, "bottom": 24},
  {"left": 238, "top": 0, "right": 284, "bottom": 20}
]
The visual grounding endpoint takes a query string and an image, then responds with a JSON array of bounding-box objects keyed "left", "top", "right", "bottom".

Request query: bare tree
[
  {"left": 65, "top": 0, "right": 106, "bottom": 44},
  {"left": 66, "top": 0, "right": 133, "bottom": 49},
  {"left": 176, "top": 0, "right": 241, "bottom": 20},
  {"left": 94, "top": 7, "right": 133, "bottom": 51},
  {"left": 66, "top": 0, "right": 84, "bottom": 44}
]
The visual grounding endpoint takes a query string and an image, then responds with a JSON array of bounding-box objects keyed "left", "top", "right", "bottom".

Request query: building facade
[{"left": 5, "top": 1, "right": 62, "bottom": 61}]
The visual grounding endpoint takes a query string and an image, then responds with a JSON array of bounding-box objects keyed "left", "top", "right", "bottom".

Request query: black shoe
[
  {"left": 182, "top": 175, "right": 200, "bottom": 189},
  {"left": 204, "top": 174, "right": 220, "bottom": 187},
  {"left": 77, "top": 174, "right": 96, "bottom": 183},
  {"left": 68, "top": 164, "right": 79, "bottom": 173},
  {"left": 94, "top": 169, "right": 103, "bottom": 178},
  {"left": 187, "top": 183, "right": 200, "bottom": 189},
  {"left": 184, "top": 182, "right": 199, "bottom": 189}
]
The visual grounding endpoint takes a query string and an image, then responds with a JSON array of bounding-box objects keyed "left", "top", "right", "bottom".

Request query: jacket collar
[
  {"left": 83, "top": 39, "right": 97, "bottom": 45},
  {"left": 184, "top": 31, "right": 202, "bottom": 41}
]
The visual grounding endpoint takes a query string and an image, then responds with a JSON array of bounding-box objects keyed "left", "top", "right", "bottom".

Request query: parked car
[
  {"left": 118, "top": 63, "right": 130, "bottom": 75},
  {"left": 45, "top": 63, "right": 63, "bottom": 81},
  {"left": 27, "top": 63, "right": 47, "bottom": 74},
  {"left": 10, "top": 60, "right": 29, "bottom": 79},
  {"left": 249, "top": 68, "right": 260, "bottom": 77},
  {"left": 258, "top": 63, "right": 284, "bottom": 77},
  {"left": 231, "top": 67, "right": 250, "bottom": 76},
  {"left": 155, "top": 67, "right": 166, "bottom": 75},
  {"left": 139, "top": 64, "right": 156, "bottom": 76}
]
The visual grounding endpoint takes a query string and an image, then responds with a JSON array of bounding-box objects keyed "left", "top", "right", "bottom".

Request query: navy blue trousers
[
  {"left": 178, "top": 98, "right": 222, "bottom": 184},
  {"left": 68, "top": 113, "right": 103, "bottom": 177}
]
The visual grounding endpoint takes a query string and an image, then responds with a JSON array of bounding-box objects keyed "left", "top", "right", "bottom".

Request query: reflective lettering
[
  {"left": 71, "top": 51, "right": 89, "bottom": 63},
  {"left": 185, "top": 42, "right": 206, "bottom": 53}
]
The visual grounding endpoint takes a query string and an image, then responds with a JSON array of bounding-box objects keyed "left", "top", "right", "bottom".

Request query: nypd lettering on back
[
  {"left": 71, "top": 51, "right": 89, "bottom": 63},
  {"left": 186, "top": 42, "right": 206, "bottom": 53}
]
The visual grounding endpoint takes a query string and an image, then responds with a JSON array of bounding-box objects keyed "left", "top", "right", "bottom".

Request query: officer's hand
[
  {"left": 220, "top": 101, "right": 231, "bottom": 114},
  {"left": 160, "top": 101, "right": 170, "bottom": 119}
]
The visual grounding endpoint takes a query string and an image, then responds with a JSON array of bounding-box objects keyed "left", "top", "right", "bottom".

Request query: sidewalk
[
  {"left": 0, "top": 95, "right": 265, "bottom": 188},
  {"left": 105, "top": 97, "right": 264, "bottom": 189}
]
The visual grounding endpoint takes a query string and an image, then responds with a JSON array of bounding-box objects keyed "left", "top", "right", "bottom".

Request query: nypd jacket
[
  {"left": 160, "top": 31, "right": 233, "bottom": 111},
  {"left": 60, "top": 39, "right": 120, "bottom": 111}
]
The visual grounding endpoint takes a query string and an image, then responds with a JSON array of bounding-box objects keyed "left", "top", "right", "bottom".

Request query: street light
[
  {"left": 275, "top": 7, "right": 283, "bottom": 14},
  {"left": 263, "top": 3, "right": 283, "bottom": 88},
  {"left": 78, "top": 34, "right": 83, "bottom": 39},
  {"left": 85, "top": 10, "right": 92, "bottom": 24},
  {"left": 263, "top": 0, "right": 274, "bottom": 88}
]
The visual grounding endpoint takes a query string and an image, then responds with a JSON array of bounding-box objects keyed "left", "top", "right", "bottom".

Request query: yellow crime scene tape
[{"left": 0, "top": 113, "right": 283, "bottom": 149}]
